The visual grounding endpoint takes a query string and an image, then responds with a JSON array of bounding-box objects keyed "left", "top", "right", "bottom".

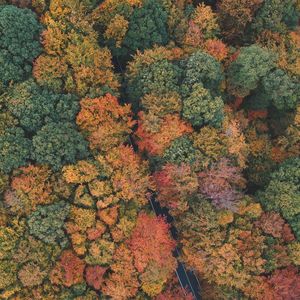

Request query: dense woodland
[{"left": 0, "top": 0, "right": 299, "bottom": 299}]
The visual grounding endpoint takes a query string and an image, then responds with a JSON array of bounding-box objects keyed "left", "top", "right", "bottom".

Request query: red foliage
[
  {"left": 85, "top": 265, "right": 107, "bottom": 290},
  {"left": 152, "top": 164, "right": 198, "bottom": 216},
  {"left": 248, "top": 110, "right": 268, "bottom": 121},
  {"left": 50, "top": 250, "right": 85, "bottom": 287}
]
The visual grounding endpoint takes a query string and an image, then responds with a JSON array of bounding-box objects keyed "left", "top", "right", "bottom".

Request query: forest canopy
[{"left": 0, "top": 0, "right": 299, "bottom": 299}]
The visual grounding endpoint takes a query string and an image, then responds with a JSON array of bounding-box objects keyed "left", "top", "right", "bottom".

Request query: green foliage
[
  {"left": 182, "top": 83, "right": 224, "bottom": 127},
  {"left": 0, "top": 127, "right": 31, "bottom": 173},
  {"left": 163, "top": 135, "right": 196, "bottom": 165},
  {"left": 32, "top": 122, "right": 89, "bottom": 171},
  {"left": 28, "top": 201, "right": 70, "bottom": 247},
  {"left": 251, "top": 0, "right": 299, "bottom": 35},
  {"left": 0, "top": 5, "right": 42, "bottom": 85},
  {"left": 227, "top": 45, "right": 276, "bottom": 97},
  {"left": 5, "top": 79, "right": 79, "bottom": 133},
  {"left": 127, "top": 59, "right": 181, "bottom": 107},
  {"left": 258, "top": 158, "right": 300, "bottom": 233},
  {"left": 182, "top": 50, "right": 224, "bottom": 94},
  {"left": 123, "top": 0, "right": 169, "bottom": 54},
  {"left": 256, "top": 69, "right": 299, "bottom": 111}
]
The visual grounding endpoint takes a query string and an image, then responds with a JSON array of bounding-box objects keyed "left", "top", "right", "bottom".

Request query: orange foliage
[
  {"left": 103, "top": 244, "right": 139, "bottom": 299},
  {"left": 5, "top": 165, "right": 53, "bottom": 215},
  {"left": 128, "top": 212, "right": 176, "bottom": 273},
  {"left": 136, "top": 113, "right": 192, "bottom": 156},
  {"left": 76, "top": 94, "right": 135, "bottom": 151},
  {"left": 204, "top": 39, "right": 229, "bottom": 61}
]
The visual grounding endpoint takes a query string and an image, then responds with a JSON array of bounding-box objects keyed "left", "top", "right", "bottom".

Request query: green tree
[
  {"left": 32, "top": 122, "right": 89, "bottom": 171},
  {"left": 163, "top": 135, "right": 197, "bottom": 166},
  {"left": 227, "top": 45, "right": 276, "bottom": 97},
  {"left": 5, "top": 79, "right": 79, "bottom": 133},
  {"left": 251, "top": 0, "right": 299, "bottom": 35},
  {"left": 0, "top": 5, "right": 42, "bottom": 85},
  {"left": 126, "top": 59, "right": 181, "bottom": 109},
  {"left": 258, "top": 158, "right": 300, "bottom": 239},
  {"left": 123, "top": 0, "right": 169, "bottom": 54},
  {"left": 182, "top": 83, "right": 224, "bottom": 127},
  {"left": 182, "top": 50, "right": 224, "bottom": 94},
  {"left": 253, "top": 69, "right": 300, "bottom": 111},
  {"left": 0, "top": 127, "right": 31, "bottom": 173},
  {"left": 28, "top": 201, "right": 70, "bottom": 247}
]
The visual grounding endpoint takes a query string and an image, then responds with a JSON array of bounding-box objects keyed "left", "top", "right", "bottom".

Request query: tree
[
  {"left": 32, "top": 122, "right": 89, "bottom": 171},
  {"left": 50, "top": 250, "right": 85, "bottom": 287},
  {"left": 123, "top": 0, "right": 169, "bottom": 54},
  {"left": 257, "top": 157, "right": 300, "bottom": 239},
  {"left": 251, "top": 0, "right": 299, "bottom": 35},
  {"left": 0, "top": 5, "right": 42, "bottom": 85},
  {"left": 0, "top": 127, "right": 31, "bottom": 174},
  {"left": 27, "top": 201, "right": 70, "bottom": 247},
  {"left": 136, "top": 113, "right": 192, "bottom": 156},
  {"left": 103, "top": 244, "right": 139, "bottom": 299},
  {"left": 254, "top": 69, "right": 299, "bottom": 111},
  {"left": 76, "top": 94, "right": 135, "bottom": 151},
  {"left": 127, "top": 59, "right": 181, "bottom": 107},
  {"left": 182, "top": 83, "right": 224, "bottom": 127},
  {"left": 198, "top": 158, "right": 246, "bottom": 211},
  {"left": 85, "top": 265, "right": 107, "bottom": 290},
  {"left": 182, "top": 50, "right": 224, "bottom": 94},
  {"left": 33, "top": 0, "right": 119, "bottom": 97},
  {"left": 218, "top": 0, "right": 263, "bottom": 42},
  {"left": 152, "top": 163, "right": 198, "bottom": 216},
  {"left": 128, "top": 212, "right": 176, "bottom": 296},
  {"left": 227, "top": 45, "right": 276, "bottom": 97},
  {"left": 4, "top": 165, "right": 54, "bottom": 216},
  {"left": 5, "top": 79, "right": 79, "bottom": 133},
  {"left": 163, "top": 135, "right": 197, "bottom": 166}
]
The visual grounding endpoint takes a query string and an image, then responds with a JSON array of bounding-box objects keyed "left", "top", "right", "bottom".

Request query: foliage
[
  {"left": 182, "top": 50, "right": 224, "bottom": 94},
  {"left": 76, "top": 94, "right": 135, "bottom": 151},
  {"left": 123, "top": 0, "right": 169, "bottom": 54},
  {"left": 0, "top": 5, "right": 41, "bottom": 85},
  {"left": 182, "top": 83, "right": 224, "bottom": 127},
  {"left": 227, "top": 45, "right": 276, "bottom": 97},
  {"left": 28, "top": 201, "right": 70, "bottom": 247},
  {"left": 33, "top": 0, "right": 119, "bottom": 97},
  {"left": 0, "top": 127, "right": 31, "bottom": 173},
  {"left": 32, "top": 122, "right": 89, "bottom": 171},
  {"left": 5, "top": 79, "right": 79, "bottom": 133}
]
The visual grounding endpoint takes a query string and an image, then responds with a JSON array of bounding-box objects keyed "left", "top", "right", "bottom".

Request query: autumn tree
[
  {"left": 198, "top": 158, "right": 246, "bottom": 211},
  {"left": 128, "top": 212, "right": 176, "bottom": 296},
  {"left": 102, "top": 244, "right": 139, "bottom": 299},
  {"left": 33, "top": 0, "right": 119, "bottom": 97},
  {"left": 76, "top": 94, "right": 135, "bottom": 151},
  {"left": 152, "top": 163, "right": 198, "bottom": 216}
]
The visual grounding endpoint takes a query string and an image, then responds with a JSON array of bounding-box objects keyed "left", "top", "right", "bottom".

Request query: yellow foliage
[
  {"left": 63, "top": 161, "right": 99, "bottom": 184},
  {"left": 104, "top": 14, "right": 129, "bottom": 47},
  {"left": 70, "top": 206, "right": 96, "bottom": 231}
]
